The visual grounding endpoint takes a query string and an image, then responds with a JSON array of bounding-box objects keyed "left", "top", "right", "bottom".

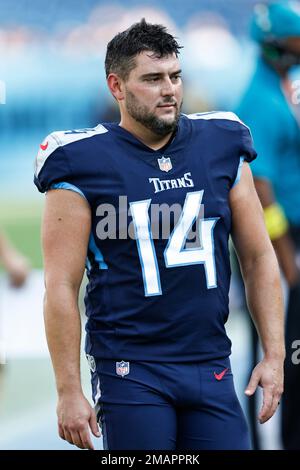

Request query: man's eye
[{"left": 172, "top": 75, "right": 181, "bottom": 81}]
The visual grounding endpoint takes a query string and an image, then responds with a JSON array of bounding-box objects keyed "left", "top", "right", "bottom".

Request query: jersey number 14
[{"left": 130, "top": 191, "right": 219, "bottom": 297}]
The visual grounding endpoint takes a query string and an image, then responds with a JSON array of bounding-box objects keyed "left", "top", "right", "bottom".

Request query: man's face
[
  {"left": 285, "top": 36, "right": 300, "bottom": 55},
  {"left": 122, "top": 51, "right": 183, "bottom": 136}
]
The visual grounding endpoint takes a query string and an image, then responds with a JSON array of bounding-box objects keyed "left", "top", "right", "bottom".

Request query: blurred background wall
[{"left": 0, "top": 0, "right": 279, "bottom": 450}]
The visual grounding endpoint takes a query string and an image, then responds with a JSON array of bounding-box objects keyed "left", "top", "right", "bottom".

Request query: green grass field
[{"left": 0, "top": 201, "right": 44, "bottom": 269}]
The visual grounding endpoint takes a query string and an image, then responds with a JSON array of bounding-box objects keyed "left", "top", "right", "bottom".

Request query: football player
[{"left": 35, "top": 19, "right": 284, "bottom": 450}]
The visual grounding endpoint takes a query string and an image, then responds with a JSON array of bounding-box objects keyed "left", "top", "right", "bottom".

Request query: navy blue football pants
[{"left": 90, "top": 357, "right": 251, "bottom": 450}]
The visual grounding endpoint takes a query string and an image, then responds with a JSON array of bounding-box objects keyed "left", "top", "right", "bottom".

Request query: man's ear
[{"left": 107, "top": 73, "right": 125, "bottom": 101}]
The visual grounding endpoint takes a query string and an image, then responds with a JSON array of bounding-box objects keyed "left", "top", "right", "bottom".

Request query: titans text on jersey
[
  {"left": 34, "top": 112, "right": 257, "bottom": 362},
  {"left": 149, "top": 171, "right": 194, "bottom": 193}
]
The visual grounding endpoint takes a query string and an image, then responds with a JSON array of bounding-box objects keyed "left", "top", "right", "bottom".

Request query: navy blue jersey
[{"left": 34, "top": 112, "right": 257, "bottom": 362}]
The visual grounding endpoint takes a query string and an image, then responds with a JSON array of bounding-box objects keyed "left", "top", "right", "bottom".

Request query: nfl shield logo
[
  {"left": 116, "top": 360, "right": 130, "bottom": 377},
  {"left": 158, "top": 156, "right": 172, "bottom": 172}
]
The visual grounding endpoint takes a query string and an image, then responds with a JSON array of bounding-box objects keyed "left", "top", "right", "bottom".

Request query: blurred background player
[
  {"left": 237, "top": 0, "right": 300, "bottom": 450},
  {"left": 0, "top": 230, "right": 30, "bottom": 382},
  {"left": 0, "top": 230, "right": 30, "bottom": 288}
]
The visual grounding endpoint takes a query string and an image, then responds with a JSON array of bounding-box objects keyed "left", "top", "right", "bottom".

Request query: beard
[{"left": 125, "top": 90, "right": 182, "bottom": 136}]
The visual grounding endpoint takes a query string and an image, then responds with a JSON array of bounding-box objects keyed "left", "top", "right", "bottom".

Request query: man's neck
[{"left": 119, "top": 116, "right": 174, "bottom": 151}]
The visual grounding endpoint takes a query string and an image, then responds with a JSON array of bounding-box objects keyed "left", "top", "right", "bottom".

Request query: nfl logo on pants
[{"left": 116, "top": 360, "right": 130, "bottom": 377}]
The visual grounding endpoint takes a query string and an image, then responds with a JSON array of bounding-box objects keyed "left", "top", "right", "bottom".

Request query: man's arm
[
  {"left": 229, "top": 162, "right": 285, "bottom": 424},
  {"left": 42, "top": 189, "right": 100, "bottom": 449},
  {"left": 254, "top": 177, "right": 299, "bottom": 287}
]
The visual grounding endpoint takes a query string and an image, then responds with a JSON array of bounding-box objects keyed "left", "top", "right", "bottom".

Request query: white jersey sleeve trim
[
  {"left": 185, "top": 111, "right": 250, "bottom": 131},
  {"left": 35, "top": 124, "right": 108, "bottom": 177}
]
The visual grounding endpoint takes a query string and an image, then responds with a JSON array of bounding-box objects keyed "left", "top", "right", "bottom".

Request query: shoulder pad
[{"left": 35, "top": 124, "right": 108, "bottom": 177}]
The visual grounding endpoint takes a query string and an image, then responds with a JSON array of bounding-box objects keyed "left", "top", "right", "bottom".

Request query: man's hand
[
  {"left": 245, "top": 357, "right": 284, "bottom": 424},
  {"left": 57, "top": 392, "right": 101, "bottom": 450}
]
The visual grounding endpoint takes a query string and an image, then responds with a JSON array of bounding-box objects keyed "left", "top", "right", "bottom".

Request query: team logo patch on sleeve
[
  {"left": 116, "top": 361, "right": 130, "bottom": 377},
  {"left": 158, "top": 156, "right": 172, "bottom": 172}
]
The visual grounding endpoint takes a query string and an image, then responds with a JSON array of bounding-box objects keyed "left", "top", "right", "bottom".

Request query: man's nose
[{"left": 161, "top": 77, "right": 175, "bottom": 96}]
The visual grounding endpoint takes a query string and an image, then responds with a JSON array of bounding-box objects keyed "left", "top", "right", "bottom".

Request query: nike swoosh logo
[
  {"left": 214, "top": 367, "right": 229, "bottom": 381},
  {"left": 40, "top": 142, "right": 48, "bottom": 151}
]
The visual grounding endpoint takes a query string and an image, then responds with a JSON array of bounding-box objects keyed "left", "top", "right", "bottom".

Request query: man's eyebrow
[
  {"left": 140, "top": 69, "right": 182, "bottom": 79},
  {"left": 170, "top": 69, "right": 182, "bottom": 76}
]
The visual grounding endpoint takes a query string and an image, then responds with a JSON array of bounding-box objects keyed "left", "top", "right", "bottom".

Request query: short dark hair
[{"left": 105, "top": 18, "right": 182, "bottom": 80}]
